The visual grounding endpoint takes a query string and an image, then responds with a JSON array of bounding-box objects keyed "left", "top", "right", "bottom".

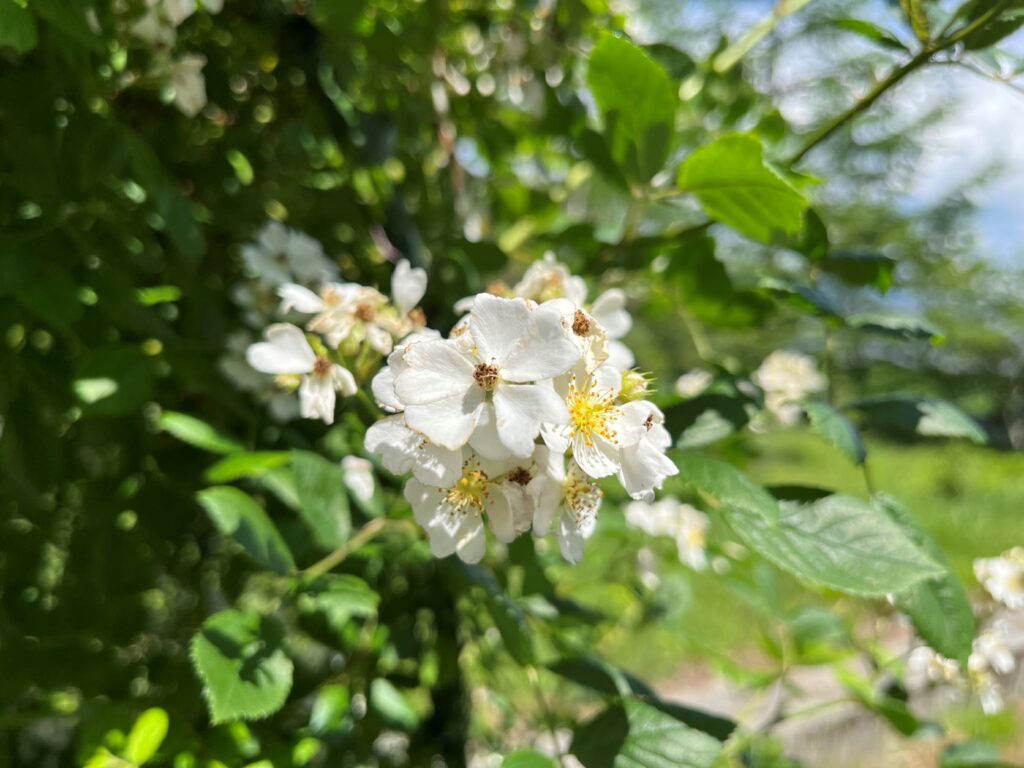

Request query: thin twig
[{"left": 300, "top": 518, "right": 417, "bottom": 580}]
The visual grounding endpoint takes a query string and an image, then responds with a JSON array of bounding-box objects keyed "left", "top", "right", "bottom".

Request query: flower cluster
[
  {"left": 908, "top": 548, "right": 1023, "bottom": 714},
  {"left": 974, "top": 547, "right": 1024, "bottom": 610},
  {"left": 752, "top": 350, "right": 827, "bottom": 426},
  {"left": 124, "top": 0, "right": 222, "bottom": 117},
  {"left": 625, "top": 497, "right": 709, "bottom": 572},
  {"left": 365, "top": 263, "right": 676, "bottom": 564}
]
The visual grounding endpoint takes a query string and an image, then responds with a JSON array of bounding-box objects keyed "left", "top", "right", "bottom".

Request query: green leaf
[
  {"left": 571, "top": 698, "right": 722, "bottom": 768},
  {"left": 159, "top": 411, "right": 244, "bottom": 454},
  {"left": 453, "top": 563, "right": 535, "bottom": 664},
  {"left": 900, "top": 0, "right": 931, "bottom": 42},
  {"left": 821, "top": 252, "right": 895, "bottom": 291},
  {"left": 723, "top": 494, "right": 945, "bottom": 597},
  {"left": 675, "top": 453, "right": 779, "bottom": 523},
  {"left": 940, "top": 740, "right": 1007, "bottom": 768},
  {"left": 0, "top": 0, "right": 38, "bottom": 53},
  {"left": 190, "top": 610, "right": 293, "bottom": 725},
  {"left": 369, "top": 679, "right": 419, "bottom": 730},
  {"left": 205, "top": 452, "right": 291, "bottom": 483},
  {"left": 846, "top": 312, "right": 943, "bottom": 342},
  {"left": 136, "top": 285, "right": 182, "bottom": 305},
  {"left": 803, "top": 401, "right": 866, "bottom": 465},
  {"left": 296, "top": 574, "right": 379, "bottom": 634},
  {"left": 678, "top": 134, "right": 807, "bottom": 243},
  {"left": 963, "top": 9, "right": 1024, "bottom": 50},
  {"left": 875, "top": 494, "right": 975, "bottom": 665},
  {"left": 291, "top": 451, "right": 351, "bottom": 549},
  {"left": 502, "top": 751, "right": 557, "bottom": 768},
  {"left": 834, "top": 18, "right": 910, "bottom": 51},
  {"left": 587, "top": 34, "right": 677, "bottom": 183},
  {"left": 196, "top": 487, "right": 296, "bottom": 574},
  {"left": 123, "top": 708, "right": 169, "bottom": 765},
  {"left": 550, "top": 656, "right": 736, "bottom": 741},
  {"left": 74, "top": 345, "right": 154, "bottom": 417},
  {"left": 847, "top": 395, "right": 987, "bottom": 444}
]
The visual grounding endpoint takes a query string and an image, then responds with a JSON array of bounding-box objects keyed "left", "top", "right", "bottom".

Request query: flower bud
[{"left": 619, "top": 369, "right": 652, "bottom": 402}]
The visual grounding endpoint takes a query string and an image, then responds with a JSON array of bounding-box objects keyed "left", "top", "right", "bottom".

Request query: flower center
[
  {"left": 684, "top": 526, "right": 705, "bottom": 549},
  {"left": 473, "top": 363, "right": 500, "bottom": 391},
  {"left": 508, "top": 467, "right": 532, "bottom": 486},
  {"left": 445, "top": 465, "right": 490, "bottom": 514},
  {"left": 408, "top": 307, "right": 427, "bottom": 327},
  {"left": 355, "top": 302, "right": 376, "bottom": 321},
  {"left": 567, "top": 376, "right": 618, "bottom": 447},
  {"left": 571, "top": 310, "right": 591, "bottom": 336},
  {"left": 313, "top": 356, "right": 332, "bottom": 375}
]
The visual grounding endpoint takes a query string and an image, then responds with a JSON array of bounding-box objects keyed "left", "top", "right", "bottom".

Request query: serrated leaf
[
  {"left": 191, "top": 610, "right": 293, "bottom": 725},
  {"left": 296, "top": 574, "right": 379, "bottom": 634},
  {"left": 678, "top": 134, "right": 807, "bottom": 243},
  {"left": 724, "top": 494, "right": 944, "bottom": 597},
  {"left": 205, "top": 452, "right": 291, "bottom": 483},
  {"left": 676, "top": 453, "right": 779, "bottom": 523},
  {"left": 587, "top": 34, "right": 677, "bottom": 183},
  {"left": 369, "top": 678, "right": 419, "bottom": 730},
  {"left": 0, "top": 0, "right": 38, "bottom": 53},
  {"left": 572, "top": 697, "right": 722, "bottom": 768},
  {"left": 875, "top": 494, "right": 975, "bottom": 665},
  {"left": 847, "top": 395, "right": 986, "bottom": 444},
  {"left": 502, "top": 750, "right": 557, "bottom": 768},
  {"left": 197, "top": 487, "right": 296, "bottom": 574},
  {"left": 160, "top": 411, "right": 244, "bottom": 454},
  {"left": 803, "top": 401, "right": 866, "bottom": 465},
  {"left": 123, "top": 708, "right": 169, "bottom": 765},
  {"left": 291, "top": 451, "right": 351, "bottom": 549}
]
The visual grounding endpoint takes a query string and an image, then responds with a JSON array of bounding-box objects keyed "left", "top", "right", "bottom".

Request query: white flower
[
  {"left": 404, "top": 456, "right": 520, "bottom": 563},
  {"left": 907, "top": 646, "right": 961, "bottom": 686},
  {"left": 974, "top": 548, "right": 1024, "bottom": 610},
  {"left": 674, "top": 369, "right": 713, "bottom": 399},
  {"left": 752, "top": 350, "right": 827, "bottom": 426},
  {"left": 542, "top": 364, "right": 643, "bottom": 479},
  {"left": 341, "top": 456, "right": 376, "bottom": 503},
  {"left": 242, "top": 222, "right": 338, "bottom": 287},
  {"left": 616, "top": 400, "right": 678, "bottom": 500},
  {"left": 219, "top": 331, "right": 300, "bottom": 421},
  {"left": 590, "top": 289, "right": 634, "bottom": 370},
  {"left": 245, "top": 324, "right": 356, "bottom": 424},
  {"left": 529, "top": 447, "right": 603, "bottom": 564},
  {"left": 394, "top": 294, "right": 579, "bottom": 456},
  {"left": 512, "top": 253, "right": 588, "bottom": 305},
  {"left": 625, "top": 498, "right": 708, "bottom": 571},
  {"left": 170, "top": 54, "right": 207, "bottom": 118},
  {"left": 968, "top": 624, "right": 1016, "bottom": 715}
]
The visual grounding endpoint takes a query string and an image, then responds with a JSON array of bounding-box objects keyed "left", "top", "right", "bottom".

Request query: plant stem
[
  {"left": 300, "top": 518, "right": 416, "bottom": 580},
  {"left": 788, "top": 0, "right": 1011, "bottom": 164}
]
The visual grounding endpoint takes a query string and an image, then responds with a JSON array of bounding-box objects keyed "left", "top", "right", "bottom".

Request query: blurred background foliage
[{"left": 2, "top": 0, "right": 1024, "bottom": 766}]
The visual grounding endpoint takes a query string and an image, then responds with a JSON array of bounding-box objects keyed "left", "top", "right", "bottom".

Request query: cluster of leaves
[{"left": 2, "top": 0, "right": 1023, "bottom": 767}]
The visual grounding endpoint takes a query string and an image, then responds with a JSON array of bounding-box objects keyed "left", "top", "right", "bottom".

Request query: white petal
[
  {"left": 571, "top": 433, "right": 620, "bottom": 479},
  {"left": 486, "top": 489, "right": 516, "bottom": 543},
  {"left": 470, "top": 294, "right": 533, "bottom": 365},
  {"left": 455, "top": 516, "right": 487, "bottom": 563},
  {"left": 392, "top": 259, "right": 428, "bottom": 314},
  {"left": 590, "top": 289, "right": 632, "bottom": 338},
  {"left": 330, "top": 364, "right": 357, "bottom": 396},
  {"left": 341, "top": 456, "right": 376, "bottom": 502},
  {"left": 278, "top": 284, "right": 325, "bottom": 315},
  {"left": 558, "top": 515, "right": 588, "bottom": 564},
  {"left": 246, "top": 324, "right": 315, "bottom": 374},
  {"left": 404, "top": 388, "right": 485, "bottom": 451},
  {"left": 411, "top": 441, "right": 464, "bottom": 488},
  {"left": 366, "top": 323, "right": 393, "bottom": 355},
  {"left": 540, "top": 423, "right": 571, "bottom": 455},
  {"left": 501, "top": 304, "right": 581, "bottom": 382},
  {"left": 395, "top": 339, "right": 476, "bottom": 405},
  {"left": 299, "top": 374, "right": 336, "bottom": 423},
  {"left": 619, "top": 439, "right": 678, "bottom": 500},
  {"left": 371, "top": 366, "right": 403, "bottom": 412},
  {"left": 493, "top": 384, "right": 567, "bottom": 458},
  {"left": 469, "top": 404, "right": 513, "bottom": 461},
  {"left": 366, "top": 416, "right": 420, "bottom": 475}
]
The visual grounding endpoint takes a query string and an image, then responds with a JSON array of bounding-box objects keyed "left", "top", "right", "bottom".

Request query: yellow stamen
[{"left": 566, "top": 375, "right": 618, "bottom": 447}]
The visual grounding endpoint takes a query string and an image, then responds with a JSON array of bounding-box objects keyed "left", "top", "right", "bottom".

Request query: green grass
[{"left": 554, "top": 432, "right": 1024, "bottom": 683}]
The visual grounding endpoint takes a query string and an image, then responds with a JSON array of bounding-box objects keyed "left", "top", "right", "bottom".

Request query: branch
[
  {"left": 300, "top": 518, "right": 418, "bottom": 580},
  {"left": 788, "top": 0, "right": 1012, "bottom": 165}
]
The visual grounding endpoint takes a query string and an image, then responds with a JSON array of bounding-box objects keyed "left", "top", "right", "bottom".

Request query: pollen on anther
[
  {"left": 313, "top": 356, "right": 332, "bottom": 375},
  {"left": 473, "top": 362, "right": 500, "bottom": 391},
  {"left": 572, "top": 310, "right": 591, "bottom": 336}
]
